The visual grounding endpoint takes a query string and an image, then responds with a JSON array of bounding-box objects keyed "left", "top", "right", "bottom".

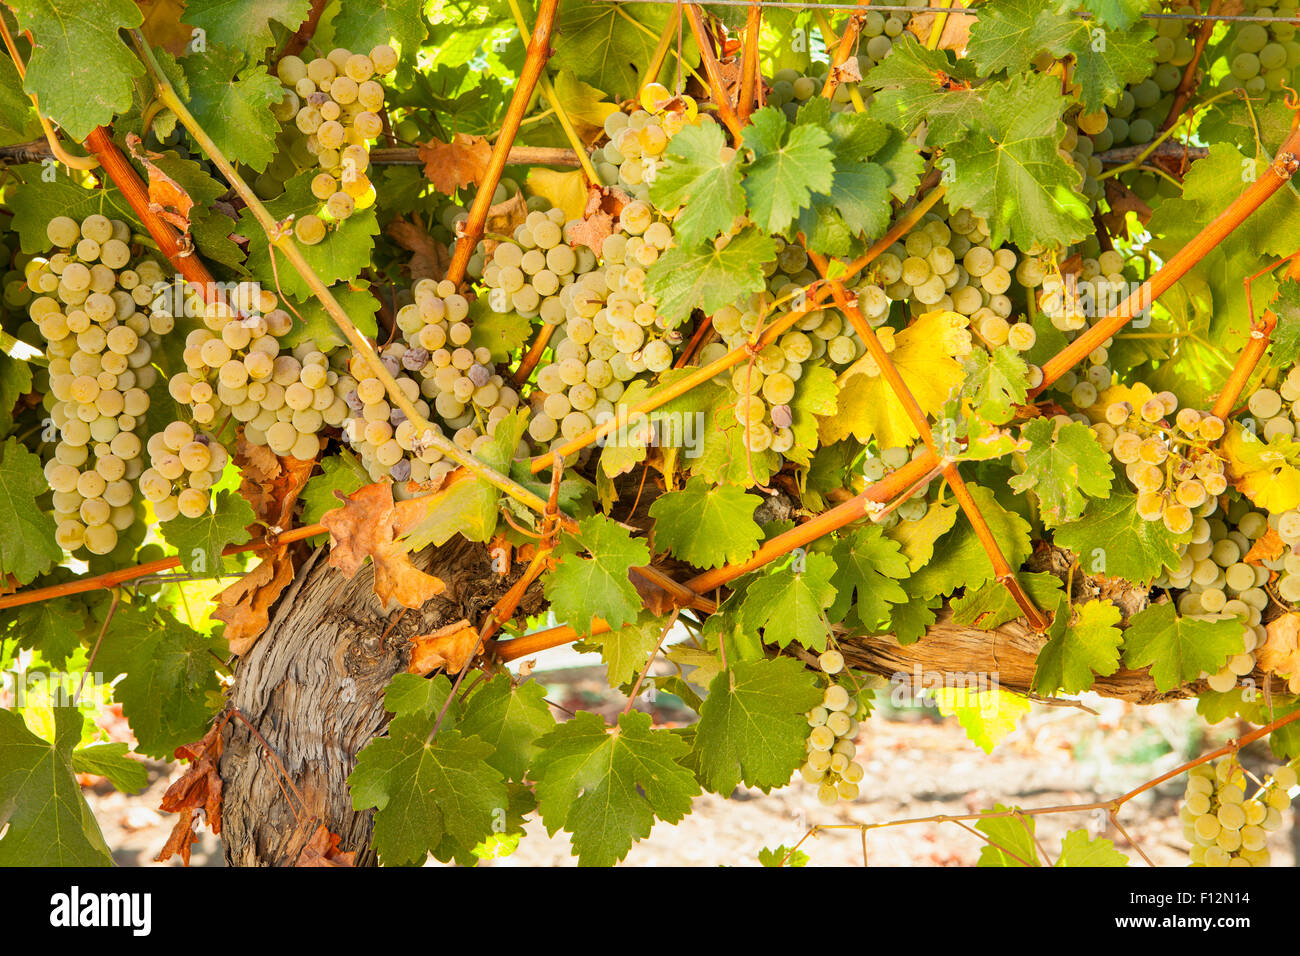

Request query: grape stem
[
  {"left": 820, "top": 1, "right": 871, "bottom": 101},
  {"left": 684, "top": 4, "right": 746, "bottom": 140},
  {"left": 737, "top": 3, "right": 763, "bottom": 124},
  {"left": 1210, "top": 247, "right": 1300, "bottom": 420},
  {"left": 1158, "top": 0, "right": 1223, "bottom": 136}
]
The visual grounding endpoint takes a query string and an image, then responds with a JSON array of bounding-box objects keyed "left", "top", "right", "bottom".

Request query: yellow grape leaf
[
  {"left": 1222, "top": 422, "right": 1300, "bottom": 513},
  {"left": 1093, "top": 381, "right": 1157, "bottom": 423},
  {"left": 527, "top": 168, "right": 588, "bottom": 222},
  {"left": 818, "top": 310, "right": 964, "bottom": 448},
  {"left": 931, "top": 686, "right": 1031, "bottom": 754},
  {"left": 551, "top": 70, "right": 619, "bottom": 141},
  {"left": 885, "top": 501, "right": 959, "bottom": 571}
]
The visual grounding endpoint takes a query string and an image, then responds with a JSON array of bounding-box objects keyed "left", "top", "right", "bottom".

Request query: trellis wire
[{"left": 608, "top": 0, "right": 1300, "bottom": 23}]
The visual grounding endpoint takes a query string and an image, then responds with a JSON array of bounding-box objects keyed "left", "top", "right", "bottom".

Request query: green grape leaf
[
  {"left": 468, "top": 296, "right": 532, "bottom": 362},
  {"left": 942, "top": 73, "right": 1092, "bottom": 250},
  {"left": 887, "top": 500, "right": 960, "bottom": 572},
  {"left": 967, "top": 0, "right": 1156, "bottom": 113},
  {"left": 740, "top": 551, "right": 838, "bottom": 651},
  {"left": 827, "top": 525, "right": 910, "bottom": 631},
  {"left": 457, "top": 674, "right": 556, "bottom": 783},
  {"left": 2, "top": 597, "right": 88, "bottom": 667},
  {"left": 331, "top": 0, "right": 428, "bottom": 52},
  {"left": 1055, "top": 829, "right": 1129, "bottom": 866},
  {"left": 589, "top": 617, "right": 662, "bottom": 688},
  {"left": 647, "top": 476, "right": 763, "bottom": 570},
  {"left": 0, "top": 354, "right": 32, "bottom": 439},
  {"left": 240, "top": 172, "right": 380, "bottom": 298},
  {"left": 95, "top": 607, "right": 225, "bottom": 759},
  {"left": 863, "top": 37, "right": 982, "bottom": 141},
  {"left": 551, "top": 1, "right": 694, "bottom": 98},
  {"left": 9, "top": 173, "right": 139, "bottom": 254},
  {"left": 0, "top": 437, "right": 61, "bottom": 585},
  {"left": 1052, "top": 489, "right": 1187, "bottom": 586},
  {"left": 692, "top": 656, "right": 823, "bottom": 795},
  {"left": 178, "top": 44, "right": 283, "bottom": 172},
  {"left": 1122, "top": 602, "right": 1245, "bottom": 692},
  {"left": 975, "top": 804, "right": 1040, "bottom": 866},
  {"left": 1032, "top": 599, "right": 1124, "bottom": 695},
  {"left": 1061, "top": 0, "right": 1148, "bottom": 30},
  {"left": 299, "top": 453, "right": 369, "bottom": 527},
  {"left": 905, "top": 484, "right": 1032, "bottom": 599},
  {"left": 9, "top": 0, "right": 144, "bottom": 141},
  {"left": 646, "top": 226, "right": 777, "bottom": 327},
  {"left": 349, "top": 692, "right": 507, "bottom": 867},
  {"left": 950, "top": 572, "right": 1066, "bottom": 632},
  {"left": 544, "top": 514, "right": 650, "bottom": 636},
  {"left": 530, "top": 709, "right": 700, "bottom": 867},
  {"left": 181, "top": 0, "right": 311, "bottom": 54},
  {"left": 690, "top": 391, "right": 780, "bottom": 488},
  {"left": 160, "top": 489, "right": 255, "bottom": 575},
  {"left": 1009, "top": 418, "right": 1114, "bottom": 526},
  {"left": 0, "top": 53, "right": 38, "bottom": 144},
  {"left": 279, "top": 285, "right": 381, "bottom": 351},
  {"left": 961, "top": 345, "right": 1030, "bottom": 424},
  {"left": 71, "top": 742, "right": 148, "bottom": 794},
  {"left": 650, "top": 120, "right": 745, "bottom": 247},
  {"left": 0, "top": 707, "right": 113, "bottom": 866},
  {"left": 1269, "top": 279, "right": 1300, "bottom": 367},
  {"left": 892, "top": 595, "right": 941, "bottom": 645},
  {"left": 758, "top": 844, "right": 809, "bottom": 867},
  {"left": 797, "top": 102, "right": 893, "bottom": 253},
  {"left": 933, "top": 686, "right": 1031, "bottom": 754},
  {"left": 740, "top": 106, "right": 834, "bottom": 234}
]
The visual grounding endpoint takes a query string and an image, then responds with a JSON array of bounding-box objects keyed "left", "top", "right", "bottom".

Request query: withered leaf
[
  {"left": 408, "top": 619, "right": 480, "bottom": 676},
  {"left": 296, "top": 824, "right": 357, "bottom": 867},
  {"left": 1259, "top": 613, "right": 1300, "bottom": 695},
  {"left": 568, "top": 185, "right": 629, "bottom": 257},
  {"left": 212, "top": 549, "right": 296, "bottom": 656},
  {"left": 419, "top": 133, "right": 493, "bottom": 195},
  {"left": 156, "top": 725, "right": 223, "bottom": 866},
  {"left": 125, "top": 133, "right": 196, "bottom": 233},
  {"left": 1245, "top": 527, "right": 1285, "bottom": 566},
  {"left": 387, "top": 218, "right": 449, "bottom": 283}
]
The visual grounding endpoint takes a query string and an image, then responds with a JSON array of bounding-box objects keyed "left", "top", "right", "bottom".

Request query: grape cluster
[
  {"left": 1094, "top": 387, "right": 1227, "bottom": 534},
  {"left": 799, "top": 650, "right": 867, "bottom": 806},
  {"left": 163, "top": 281, "right": 342, "bottom": 463},
  {"left": 30, "top": 215, "right": 165, "bottom": 556},
  {"left": 1211, "top": 2, "right": 1300, "bottom": 111},
  {"left": 139, "top": 421, "right": 229, "bottom": 520},
  {"left": 480, "top": 205, "right": 598, "bottom": 328},
  {"left": 862, "top": 445, "right": 935, "bottom": 522},
  {"left": 1181, "top": 757, "right": 1295, "bottom": 866},
  {"left": 271, "top": 45, "right": 398, "bottom": 244},
  {"left": 338, "top": 278, "right": 523, "bottom": 489},
  {"left": 592, "top": 98, "right": 699, "bottom": 201},
  {"left": 525, "top": 202, "right": 682, "bottom": 450}
]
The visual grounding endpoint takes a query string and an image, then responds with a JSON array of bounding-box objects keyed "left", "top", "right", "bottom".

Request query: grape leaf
[
  {"left": 1055, "top": 828, "right": 1129, "bottom": 866},
  {"left": 160, "top": 489, "right": 255, "bottom": 575},
  {"left": 1032, "top": 599, "right": 1123, "bottom": 695},
  {"left": 758, "top": 844, "right": 809, "bottom": 867},
  {"left": 942, "top": 73, "right": 1092, "bottom": 250},
  {"left": 968, "top": 0, "right": 1156, "bottom": 113},
  {"left": 646, "top": 227, "right": 777, "bottom": 327},
  {"left": 299, "top": 454, "right": 369, "bottom": 527},
  {"left": 740, "top": 106, "right": 834, "bottom": 234},
  {"left": 863, "top": 37, "right": 982, "bottom": 141},
  {"left": 787, "top": 364, "right": 839, "bottom": 465},
  {"left": 530, "top": 709, "right": 700, "bottom": 866},
  {"left": 1269, "top": 279, "right": 1300, "bottom": 367},
  {"left": 934, "top": 686, "right": 1031, "bottom": 754},
  {"left": 2, "top": 596, "right": 88, "bottom": 667},
  {"left": 588, "top": 618, "right": 663, "bottom": 688},
  {"left": 349, "top": 676, "right": 507, "bottom": 867},
  {"left": 1062, "top": 0, "right": 1148, "bottom": 29},
  {"left": 94, "top": 608, "right": 225, "bottom": 759},
  {"left": 819, "top": 310, "right": 965, "bottom": 448},
  {"left": 887, "top": 500, "right": 960, "bottom": 571},
  {"left": 891, "top": 595, "right": 941, "bottom": 645},
  {"left": 544, "top": 514, "right": 650, "bottom": 636},
  {"left": 975, "top": 804, "right": 1040, "bottom": 866},
  {"left": 71, "top": 742, "right": 148, "bottom": 794},
  {"left": 457, "top": 674, "right": 556, "bottom": 783},
  {"left": 9, "top": 0, "right": 144, "bottom": 141},
  {"left": 0, "top": 707, "right": 113, "bottom": 866},
  {"left": 0, "top": 355, "right": 32, "bottom": 439},
  {"left": 1052, "top": 489, "right": 1187, "bottom": 586},
  {"left": 1222, "top": 422, "right": 1300, "bottom": 514},
  {"left": 0, "top": 437, "right": 61, "bottom": 585},
  {"left": 279, "top": 286, "right": 381, "bottom": 351},
  {"left": 692, "top": 657, "right": 823, "bottom": 795},
  {"left": 0, "top": 53, "right": 38, "bottom": 144},
  {"left": 827, "top": 525, "right": 910, "bottom": 631},
  {"left": 650, "top": 120, "right": 745, "bottom": 248},
  {"left": 690, "top": 391, "right": 780, "bottom": 488},
  {"left": 1009, "top": 418, "right": 1114, "bottom": 526},
  {"left": 1122, "top": 602, "right": 1245, "bottom": 692},
  {"left": 905, "top": 484, "right": 1032, "bottom": 599},
  {"left": 950, "top": 572, "right": 1066, "bottom": 631},
  {"left": 331, "top": 0, "right": 428, "bottom": 52},
  {"left": 740, "top": 551, "right": 838, "bottom": 651},
  {"left": 647, "top": 476, "right": 763, "bottom": 570},
  {"left": 181, "top": 0, "right": 310, "bottom": 54},
  {"left": 962, "top": 345, "right": 1030, "bottom": 424},
  {"left": 178, "top": 44, "right": 283, "bottom": 172},
  {"left": 468, "top": 296, "right": 532, "bottom": 362},
  {"left": 551, "top": 2, "right": 693, "bottom": 98}
]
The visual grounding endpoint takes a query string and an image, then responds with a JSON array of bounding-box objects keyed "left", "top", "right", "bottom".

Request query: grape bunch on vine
[{"left": 0, "top": 0, "right": 1298, "bottom": 871}]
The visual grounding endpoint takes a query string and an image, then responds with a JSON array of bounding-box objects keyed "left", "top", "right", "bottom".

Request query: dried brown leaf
[
  {"left": 125, "top": 133, "right": 196, "bottom": 233},
  {"left": 1245, "top": 527, "right": 1285, "bottom": 566},
  {"left": 408, "top": 619, "right": 480, "bottom": 676},
  {"left": 904, "top": 11, "right": 975, "bottom": 50},
  {"left": 212, "top": 549, "right": 296, "bottom": 655},
  {"left": 320, "top": 482, "right": 447, "bottom": 610},
  {"left": 387, "top": 218, "right": 449, "bottom": 282},
  {"left": 233, "top": 429, "right": 317, "bottom": 529},
  {"left": 418, "top": 133, "right": 492, "bottom": 195},
  {"left": 295, "top": 824, "right": 357, "bottom": 867},
  {"left": 135, "top": 0, "right": 195, "bottom": 56},
  {"left": 568, "top": 185, "right": 629, "bottom": 257},
  {"left": 156, "top": 726, "right": 223, "bottom": 865},
  {"left": 1259, "top": 612, "right": 1300, "bottom": 694}
]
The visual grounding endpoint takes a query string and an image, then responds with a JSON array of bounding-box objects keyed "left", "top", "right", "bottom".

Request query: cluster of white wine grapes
[
  {"left": 338, "top": 278, "right": 522, "bottom": 489},
  {"left": 591, "top": 96, "right": 700, "bottom": 201},
  {"left": 1093, "top": 387, "right": 1226, "bottom": 534},
  {"left": 1236, "top": 376, "right": 1300, "bottom": 606},
  {"left": 525, "top": 202, "right": 681, "bottom": 450},
  {"left": 862, "top": 445, "right": 935, "bottom": 522},
  {"left": 31, "top": 215, "right": 164, "bottom": 556},
  {"left": 139, "top": 421, "right": 229, "bottom": 520},
  {"left": 1211, "top": 3, "right": 1300, "bottom": 109},
  {"left": 1181, "top": 757, "right": 1295, "bottom": 866},
  {"left": 1038, "top": 250, "right": 1130, "bottom": 334},
  {"left": 800, "top": 650, "right": 867, "bottom": 806},
  {"left": 479, "top": 206, "right": 598, "bottom": 327},
  {"left": 163, "top": 281, "right": 340, "bottom": 463},
  {"left": 271, "top": 44, "right": 398, "bottom": 244}
]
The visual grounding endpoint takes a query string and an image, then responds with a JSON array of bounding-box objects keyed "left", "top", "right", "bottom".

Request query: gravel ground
[{"left": 83, "top": 657, "right": 1298, "bottom": 868}]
